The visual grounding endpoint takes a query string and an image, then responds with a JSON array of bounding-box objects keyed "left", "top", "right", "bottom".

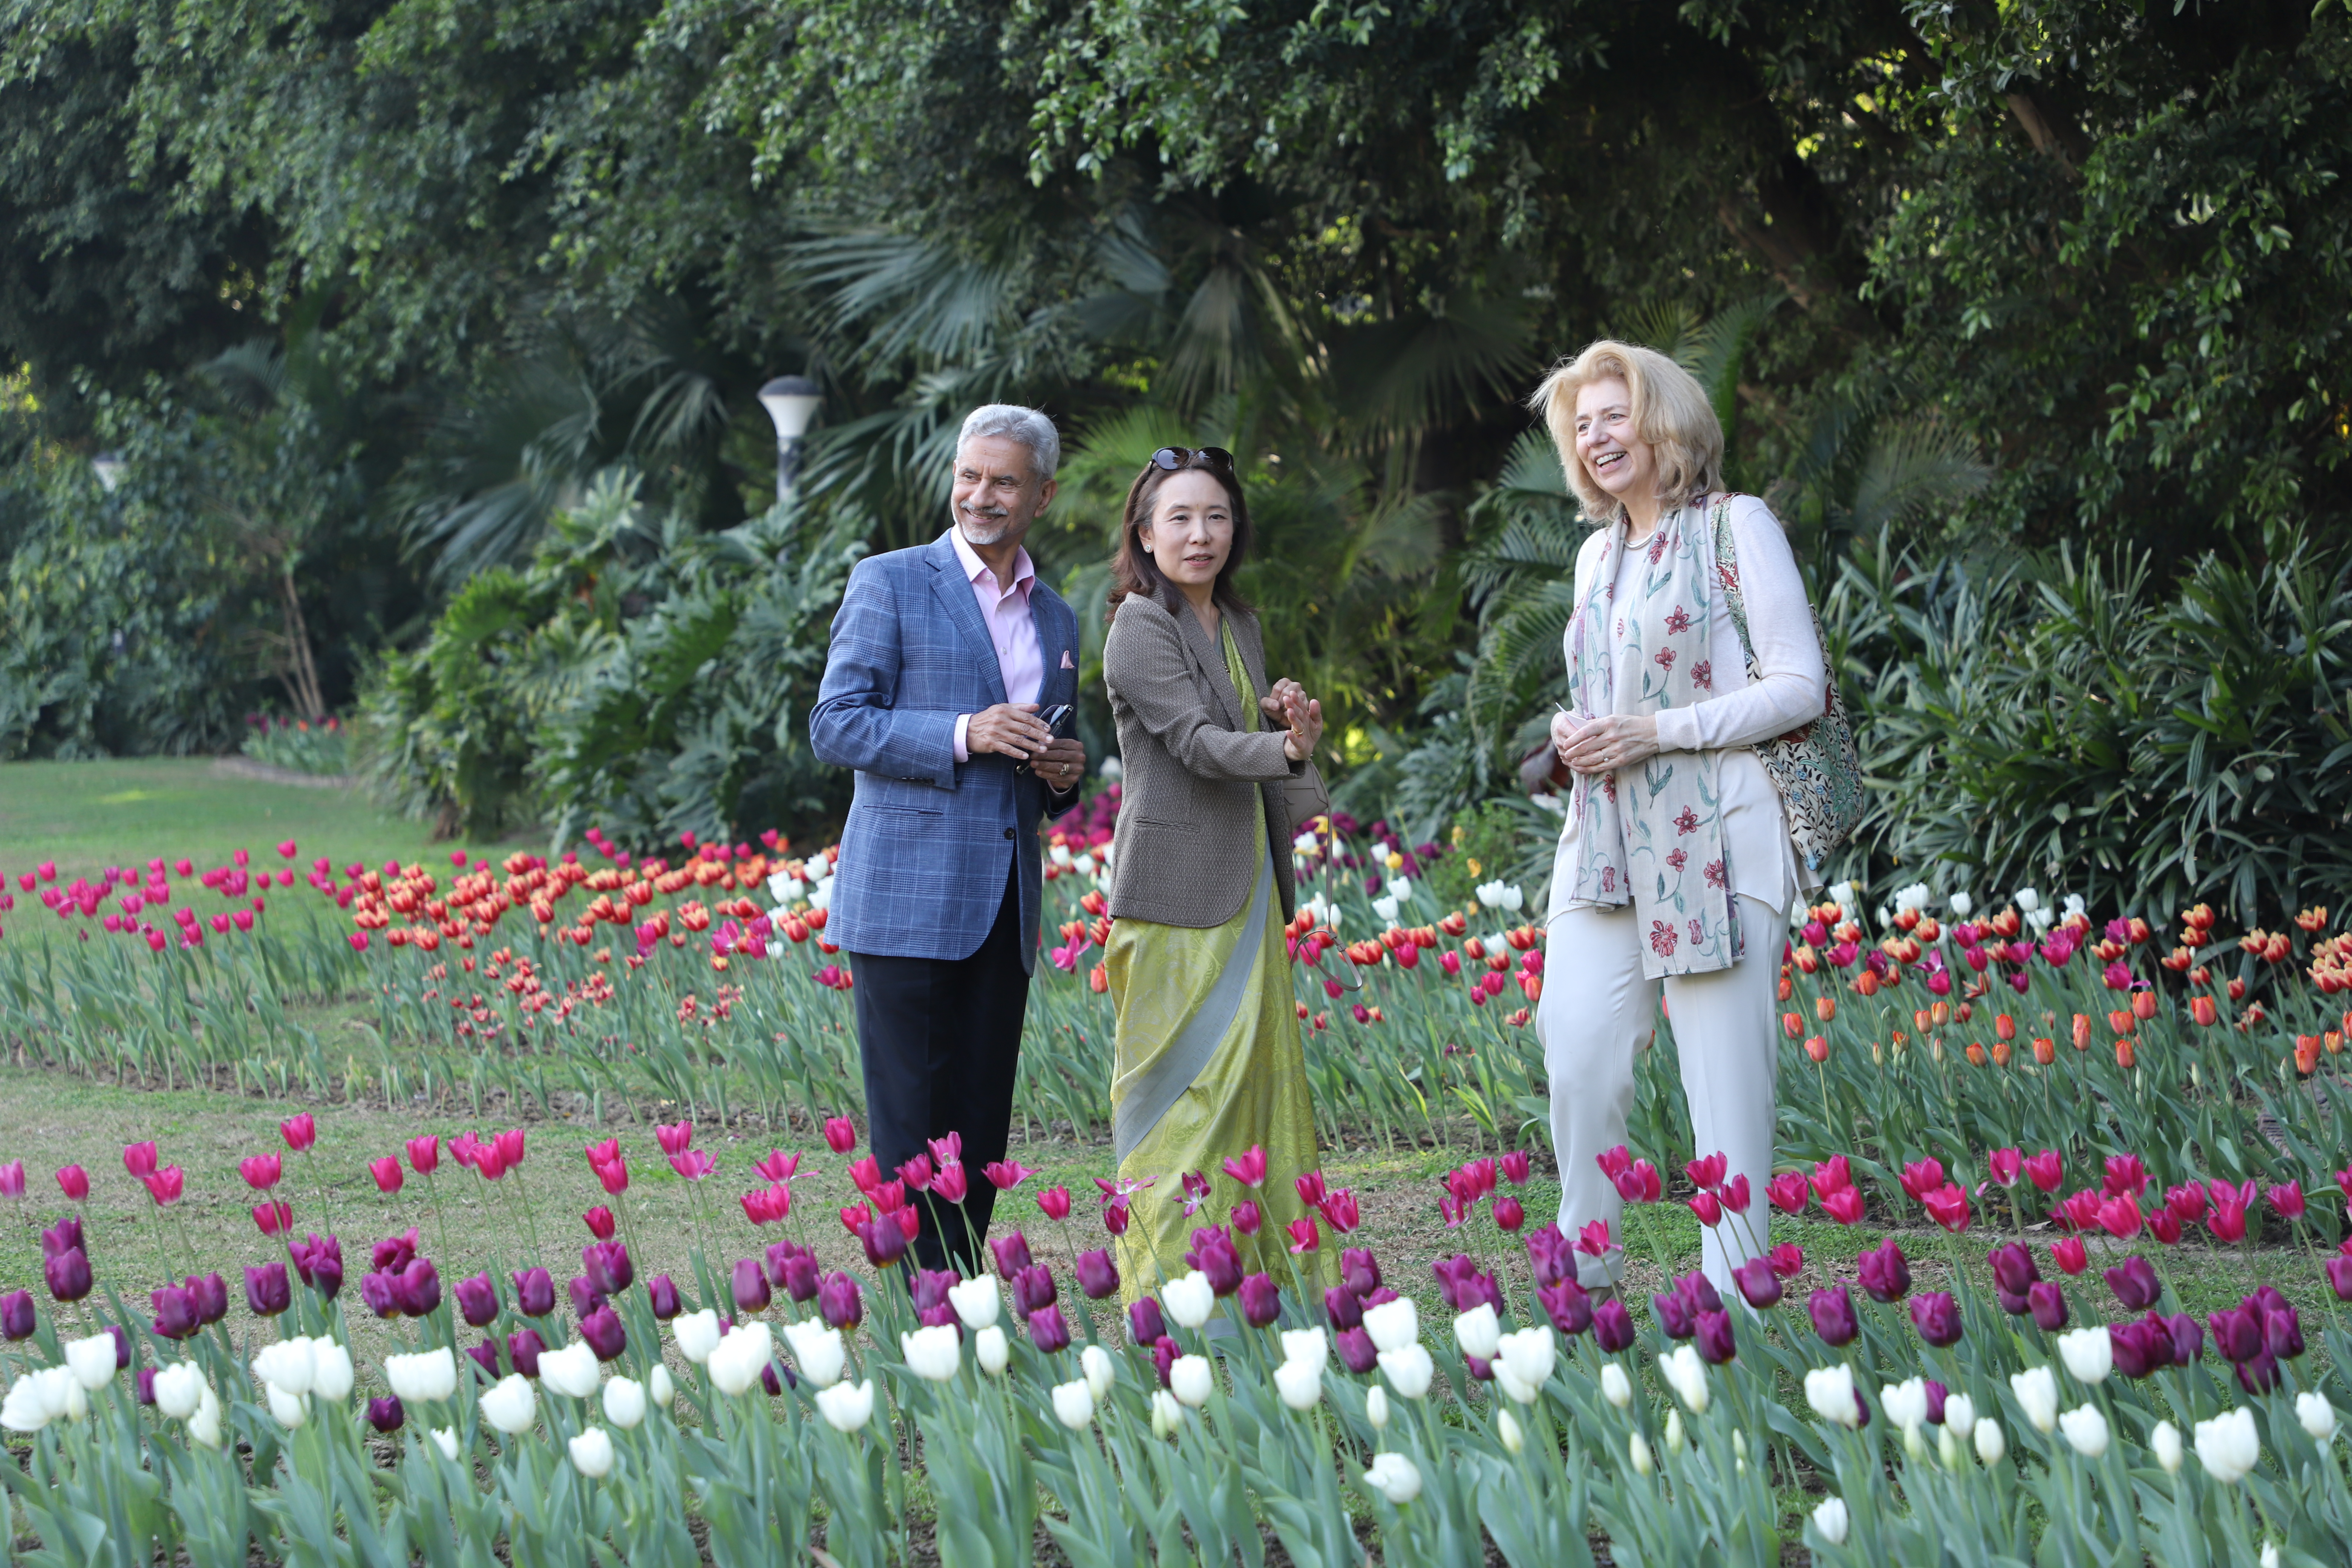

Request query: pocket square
[{"left": 1060, "top": 649, "right": 1076, "bottom": 669}]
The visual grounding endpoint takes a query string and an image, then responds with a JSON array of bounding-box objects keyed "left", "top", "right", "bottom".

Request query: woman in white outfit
[{"left": 1530, "top": 340, "right": 1827, "bottom": 1294}]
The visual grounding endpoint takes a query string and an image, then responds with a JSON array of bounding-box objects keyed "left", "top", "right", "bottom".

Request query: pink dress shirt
[{"left": 947, "top": 527, "right": 1045, "bottom": 763}]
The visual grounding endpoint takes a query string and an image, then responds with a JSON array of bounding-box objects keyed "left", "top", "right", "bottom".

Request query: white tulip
[
  {"left": 1499, "top": 885, "right": 1524, "bottom": 912},
  {"left": 1361, "top": 1297, "right": 1419, "bottom": 1354},
  {"left": 186, "top": 1386, "right": 222, "bottom": 1450},
  {"left": 1628, "top": 1431, "right": 1654, "bottom": 1476},
  {"left": 1377, "top": 1344, "right": 1434, "bottom": 1400},
  {"left": 1372, "top": 896, "right": 1400, "bottom": 925},
  {"left": 251, "top": 1337, "right": 316, "bottom": 1396},
  {"left": 2296, "top": 1392, "right": 2338, "bottom": 1443},
  {"left": 2151, "top": 1420, "right": 2183, "bottom": 1474},
  {"left": 1975, "top": 1418, "right": 2006, "bottom": 1466},
  {"left": 781, "top": 1320, "right": 847, "bottom": 1389},
  {"left": 1362, "top": 1452, "right": 1421, "bottom": 1504},
  {"left": 1812, "top": 1497, "right": 1850, "bottom": 1547},
  {"left": 974, "top": 1325, "right": 1010, "bottom": 1377},
  {"left": 2059, "top": 1404, "right": 2109, "bottom": 1459},
  {"left": 429, "top": 1427, "right": 460, "bottom": 1461},
  {"left": 1365, "top": 1386, "right": 1390, "bottom": 1430},
  {"left": 947, "top": 1277, "right": 1001, "bottom": 1331},
  {"left": 1663, "top": 1410, "right": 1685, "bottom": 1452},
  {"left": 384, "top": 1348, "right": 458, "bottom": 1404},
  {"left": 1497, "top": 1408, "right": 1524, "bottom": 1455},
  {"left": 1274, "top": 1358, "right": 1322, "bottom": 1412},
  {"left": 1494, "top": 1326, "right": 1555, "bottom": 1392},
  {"left": 2, "top": 1367, "right": 70, "bottom": 1432},
  {"left": 1600, "top": 1362, "right": 1633, "bottom": 1410},
  {"left": 1880, "top": 1377, "right": 1929, "bottom": 1433},
  {"left": 1161, "top": 1272, "right": 1216, "bottom": 1331},
  {"left": 1050, "top": 1380, "right": 1096, "bottom": 1430},
  {"left": 312, "top": 1341, "right": 354, "bottom": 1402},
  {"left": 1170, "top": 1354, "right": 1214, "bottom": 1408},
  {"left": 602, "top": 1376, "right": 646, "bottom": 1430},
  {"left": 1828, "top": 881, "right": 1855, "bottom": 909},
  {"left": 2260, "top": 1542, "right": 2280, "bottom": 1568},
  {"left": 568, "top": 1427, "right": 616, "bottom": 1479},
  {"left": 2014, "top": 888, "right": 2040, "bottom": 914},
  {"left": 1942, "top": 1392, "right": 1977, "bottom": 1441},
  {"left": 2056, "top": 1328, "right": 2112, "bottom": 1386},
  {"left": 2195, "top": 1407, "right": 2260, "bottom": 1484},
  {"left": 1805, "top": 1364, "right": 1860, "bottom": 1428},
  {"left": 1660, "top": 1345, "right": 1709, "bottom": 1413},
  {"left": 266, "top": 1381, "right": 308, "bottom": 1430},
  {"left": 1452, "top": 1303, "right": 1501, "bottom": 1361},
  {"left": 673, "top": 1309, "right": 722, "bottom": 1364},
  {"left": 2009, "top": 1366, "right": 2060, "bottom": 1434},
  {"left": 1080, "top": 1344, "right": 1115, "bottom": 1403},
  {"left": 899, "top": 1325, "right": 961, "bottom": 1383},
  {"left": 480, "top": 1374, "right": 537, "bottom": 1435},
  {"left": 1938, "top": 1425, "right": 1964, "bottom": 1469},
  {"left": 708, "top": 1323, "right": 775, "bottom": 1396},
  {"left": 1949, "top": 891, "right": 1974, "bottom": 917},
  {"left": 1150, "top": 1389, "right": 1182, "bottom": 1438},
  {"left": 63, "top": 1333, "right": 117, "bottom": 1392},
  {"left": 648, "top": 1365, "right": 675, "bottom": 1409},
  {"left": 817, "top": 1379, "right": 875, "bottom": 1435},
  {"left": 538, "top": 1341, "right": 603, "bottom": 1401},
  {"left": 152, "top": 1362, "right": 206, "bottom": 1421},
  {"left": 1280, "top": 1328, "right": 1329, "bottom": 1377},
  {"left": 1894, "top": 882, "right": 1930, "bottom": 914}
]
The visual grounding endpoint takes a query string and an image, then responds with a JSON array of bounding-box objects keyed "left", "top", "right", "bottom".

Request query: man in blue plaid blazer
[{"left": 810, "top": 405, "right": 1086, "bottom": 1271}]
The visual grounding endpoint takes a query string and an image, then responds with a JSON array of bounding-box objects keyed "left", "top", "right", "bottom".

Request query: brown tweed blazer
[{"left": 1102, "top": 594, "right": 1307, "bottom": 928}]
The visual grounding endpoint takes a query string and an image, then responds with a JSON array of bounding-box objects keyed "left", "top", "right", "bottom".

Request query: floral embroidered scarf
[{"left": 1561, "top": 499, "right": 1742, "bottom": 978}]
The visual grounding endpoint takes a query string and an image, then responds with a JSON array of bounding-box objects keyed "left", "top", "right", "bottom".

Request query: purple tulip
[
  {"left": 151, "top": 1285, "right": 199, "bottom": 1340},
  {"left": 1592, "top": 1295, "right": 1636, "bottom": 1353},
  {"left": 1239, "top": 1273, "right": 1282, "bottom": 1328},
  {"left": 1539, "top": 1280, "right": 1593, "bottom": 1337},
  {"left": 1340, "top": 1247, "right": 1381, "bottom": 1298},
  {"left": 1694, "top": 1309, "right": 1737, "bottom": 1365},
  {"left": 763, "top": 1238, "right": 806, "bottom": 1285},
  {"left": 1923, "top": 1380, "right": 1948, "bottom": 1425},
  {"left": 1, "top": 1289, "right": 34, "bottom": 1341},
  {"left": 1075, "top": 1249, "right": 1120, "bottom": 1301},
  {"left": 2161, "top": 1311, "right": 2203, "bottom": 1364},
  {"left": 1651, "top": 1289, "right": 1697, "bottom": 1340},
  {"left": 107, "top": 1323, "right": 129, "bottom": 1367},
  {"left": 2208, "top": 1305, "right": 2262, "bottom": 1363},
  {"left": 372, "top": 1229, "right": 420, "bottom": 1272},
  {"left": 569, "top": 1277, "right": 606, "bottom": 1321},
  {"left": 1987, "top": 1242, "right": 2040, "bottom": 1314},
  {"left": 1732, "top": 1256, "right": 1782, "bottom": 1310},
  {"left": 40, "top": 1217, "right": 83, "bottom": 1258},
  {"left": 2237, "top": 1349, "right": 2282, "bottom": 1395},
  {"left": 579, "top": 1304, "right": 626, "bottom": 1361},
  {"left": 135, "top": 1367, "right": 158, "bottom": 1406},
  {"left": 2103, "top": 1256, "right": 2161, "bottom": 1313},
  {"left": 761, "top": 1359, "right": 787, "bottom": 1397},
  {"left": 511, "top": 1266, "right": 556, "bottom": 1317},
  {"left": 2027, "top": 1280, "right": 2069, "bottom": 1332},
  {"left": 990, "top": 1231, "right": 1033, "bottom": 1279},
  {"left": 1028, "top": 1304, "right": 1071, "bottom": 1354},
  {"left": 245, "top": 1263, "right": 291, "bottom": 1318},
  {"left": 360, "top": 1270, "right": 401, "bottom": 1319},
  {"left": 2327, "top": 1254, "right": 2352, "bottom": 1303},
  {"left": 2108, "top": 1320, "right": 2160, "bottom": 1379},
  {"left": 819, "top": 1271, "right": 862, "bottom": 1330},
  {"left": 455, "top": 1272, "right": 499, "bottom": 1328},
  {"left": 1909, "top": 1291, "right": 1962, "bottom": 1348},
  {"left": 1324, "top": 1283, "right": 1364, "bottom": 1331},
  {"left": 1012, "top": 1264, "right": 1057, "bottom": 1318},
  {"left": 1129, "top": 1297, "right": 1166, "bottom": 1346},
  {"left": 1857, "top": 1240, "right": 1911, "bottom": 1304},
  {"left": 507, "top": 1328, "right": 545, "bottom": 1378},
  {"left": 392, "top": 1260, "right": 439, "bottom": 1317},
  {"left": 583, "top": 1241, "right": 633, "bottom": 1296},
  {"left": 2264, "top": 1305, "right": 2303, "bottom": 1360},
  {"left": 731, "top": 1258, "right": 771, "bottom": 1313},
  {"left": 292, "top": 1234, "right": 343, "bottom": 1299},
  {"left": 1524, "top": 1224, "right": 1573, "bottom": 1288},
  {"left": 368, "top": 1395, "right": 406, "bottom": 1433},
  {"left": 44, "top": 1246, "right": 91, "bottom": 1304},
  {"left": 1809, "top": 1285, "right": 1859, "bottom": 1347},
  {"left": 1185, "top": 1229, "right": 1244, "bottom": 1296},
  {"left": 1674, "top": 1270, "right": 1723, "bottom": 1316},
  {"left": 856, "top": 1216, "right": 908, "bottom": 1269},
  {"left": 465, "top": 1339, "right": 501, "bottom": 1378},
  {"left": 908, "top": 1269, "right": 957, "bottom": 1315},
  {"left": 648, "top": 1274, "right": 684, "bottom": 1318},
  {"left": 1335, "top": 1325, "right": 1379, "bottom": 1374},
  {"left": 184, "top": 1273, "right": 226, "bottom": 1325}
]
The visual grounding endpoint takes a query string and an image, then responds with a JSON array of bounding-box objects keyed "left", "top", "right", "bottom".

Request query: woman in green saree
[{"left": 1098, "top": 447, "right": 1338, "bottom": 1312}]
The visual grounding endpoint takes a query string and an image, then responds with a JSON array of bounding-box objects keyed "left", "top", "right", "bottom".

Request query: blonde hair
[{"left": 1530, "top": 340, "right": 1723, "bottom": 521}]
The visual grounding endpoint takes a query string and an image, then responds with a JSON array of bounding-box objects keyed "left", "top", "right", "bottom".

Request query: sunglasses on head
[{"left": 1150, "top": 446, "right": 1236, "bottom": 473}]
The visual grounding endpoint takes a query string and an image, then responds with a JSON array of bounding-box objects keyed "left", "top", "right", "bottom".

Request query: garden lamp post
[{"left": 757, "top": 376, "right": 822, "bottom": 504}]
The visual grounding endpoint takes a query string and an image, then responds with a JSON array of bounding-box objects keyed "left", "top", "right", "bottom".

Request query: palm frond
[{"left": 1845, "top": 419, "right": 1993, "bottom": 535}]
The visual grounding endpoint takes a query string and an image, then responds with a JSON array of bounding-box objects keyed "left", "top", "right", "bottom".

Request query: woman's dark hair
[{"left": 1106, "top": 454, "right": 1254, "bottom": 622}]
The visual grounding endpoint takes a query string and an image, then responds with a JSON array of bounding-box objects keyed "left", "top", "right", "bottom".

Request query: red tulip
[
  {"left": 280, "top": 1114, "right": 317, "bottom": 1152},
  {"left": 584, "top": 1205, "right": 617, "bottom": 1239},
  {"left": 822, "top": 1116, "right": 857, "bottom": 1153},
  {"left": 1898, "top": 1158, "right": 1945, "bottom": 1202},
  {"left": 2096, "top": 1193, "right": 2144, "bottom": 1239},
  {"left": 240, "top": 1155, "right": 282, "bottom": 1190},
  {"left": 2022, "top": 1150, "right": 2064, "bottom": 1193},
  {"left": 1809, "top": 1155, "right": 1853, "bottom": 1199},
  {"left": 2050, "top": 1237, "right": 2090, "bottom": 1275},
  {"left": 142, "top": 1167, "right": 185, "bottom": 1205},
  {"left": 1921, "top": 1184, "right": 1972, "bottom": 1233},
  {"left": 1688, "top": 1191, "right": 1723, "bottom": 1227},
  {"left": 55, "top": 1165, "right": 89, "bottom": 1202},
  {"left": 123, "top": 1141, "right": 159, "bottom": 1178},
  {"left": 740, "top": 1187, "right": 790, "bottom": 1225},
  {"left": 406, "top": 1136, "right": 440, "bottom": 1175},
  {"left": 368, "top": 1158, "right": 403, "bottom": 1194}
]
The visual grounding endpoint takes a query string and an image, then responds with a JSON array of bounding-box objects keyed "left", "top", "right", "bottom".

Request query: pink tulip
[
  {"left": 406, "top": 1136, "right": 440, "bottom": 1175},
  {"left": 2022, "top": 1150, "right": 2064, "bottom": 1193},
  {"left": 984, "top": 1159, "right": 1035, "bottom": 1189},
  {"left": 822, "top": 1117, "right": 857, "bottom": 1153},
  {"left": 369, "top": 1158, "right": 403, "bottom": 1194},
  {"left": 142, "top": 1167, "right": 185, "bottom": 1205},
  {"left": 932, "top": 1164, "right": 969, "bottom": 1204},
  {"left": 239, "top": 1155, "right": 282, "bottom": 1190},
  {"left": 123, "top": 1142, "right": 158, "bottom": 1178},
  {"left": 668, "top": 1150, "right": 716, "bottom": 1182},
  {"left": 752, "top": 1150, "right": 800, "bottom": 1184},
  {"left": 493, "top": 1129, "right": 525, "bottom": 1169},
  {"left": 0, "top": 1161, "right": 21, "bottom": 1199},
  {"left": 1986, "top": 1148, "right": 2022, "bottom": 1188},
  {"left": 281, "top": 1114, "right": 316, "bottom": 1152},
  {"left": 276, "top": 841, "right": 296, "bottom": 859},
  {"left": 1037, "top": 1186, "right": 1072, "bottom": 1221},
  {"left": 1220, "top": 1145, "right": 1268, "bottom": 1188},
  {"left": 55, "top": 1165, "right": 88, "bottom": 1202},
  {"left": 253, "top": 1200, "right": 292, "bottom": 1236},
  {"left": 2267, "top": 1181, "right": 2306, "bottom": 1220},
  {"left": 655, "top": 1121, "right": 694, "bottom": 1156},
  {"left": 2049, "top": 1237, "right": 2089, "bottom": 1274}
]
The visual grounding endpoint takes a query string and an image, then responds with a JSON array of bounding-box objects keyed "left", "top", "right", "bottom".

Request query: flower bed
[{"left": 3, "top": 1110, "right": 2349, "bottom": 1565}]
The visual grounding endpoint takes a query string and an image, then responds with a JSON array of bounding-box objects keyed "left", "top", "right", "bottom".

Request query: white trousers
[{"left": 1538, "top": 894, "right": 1782, "bottom": 1293}]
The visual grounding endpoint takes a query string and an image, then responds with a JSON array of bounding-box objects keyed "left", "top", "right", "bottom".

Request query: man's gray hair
[{"left": 957, "top": 404, "right": 1061, "bottom": 481}]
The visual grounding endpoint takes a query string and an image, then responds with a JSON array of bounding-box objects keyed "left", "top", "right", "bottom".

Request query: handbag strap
[{"left": 1709, "top": 496, "right": 1764, "bottom": 678}]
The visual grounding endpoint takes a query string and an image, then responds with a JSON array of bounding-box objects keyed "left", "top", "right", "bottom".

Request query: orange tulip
[
  {"left": 1816, "top": 996, "right": 1838, "bottom": 1023},
  {"left": 2191, "top": 995, "right": 2219, "bottom": 1027},
  {"left": 1782, "top": 1012, "right": 1804, "bottom": 1040},
  {"left": 1804, "top": 1035, "right": 1830, "bottom": 1063},
  {"left": 1088, "top": 964, "right": 1109, "bottom": 994},
  {"left": 1991, "top": 1040, "right": 2012, "bottom": 1067},
  {"left": 1778, "top": 976, "right": 1793, "bottom": 1001},
  {"left": 1854, "top": 971, "right": 1880, "bottom": 998},
  {"left": 2070, "top": 1013, "right": 2092, "bottom": 1050},
  {"left": 1930, "top": 1000, "right": 1951, "bottom": 1028},
  {"left": 2293, "top": 1035, "right": 2320, "bottom": 1074},
  {"left": 1994, "top": 1013, "right": 2016, "bottom": 1042},
  {"left": 1913, "top": 1009, "right": 1933, "bottom": 1035},
  {"left": 1965, "top": 1043, "right": 1986, "bottom": 1066},
  {"left": 2130, "top": 990, "right": 2158, "bottom": 1020},
  {"left": 2032, "top": 1037, "right": 2056, "bottom": 1066},
  {"left": 2115, "top": 1037, "right": 2135, "bottom": 1070},
  {"left": 2107, "top": 1009, "right": 2134, "bottom": 1036}
]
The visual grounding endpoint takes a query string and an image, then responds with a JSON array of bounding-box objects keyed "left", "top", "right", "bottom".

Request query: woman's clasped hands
[
  {"left": 1551, "top": 709, "right": 1660, "bottom": 776},
  {"left": 1261, "top": 679, "right": 1323, "bottom": 762}
]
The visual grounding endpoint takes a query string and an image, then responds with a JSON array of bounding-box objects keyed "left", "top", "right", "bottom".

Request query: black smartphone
[{"left": 1015, "top": 704, "right": 1076, "bottom": 775}]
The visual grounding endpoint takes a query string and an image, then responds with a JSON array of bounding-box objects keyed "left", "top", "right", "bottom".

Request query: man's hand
[
  {"left": 966, "top": 703, "right": 1054, "bottom": 761},
  {"left": 1035, "top": 737, "right": 1087, "bottom": 791}
]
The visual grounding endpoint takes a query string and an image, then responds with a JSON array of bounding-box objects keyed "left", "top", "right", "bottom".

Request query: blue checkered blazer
[{"left": 809, "top": 531, "right": 1081, "bottom": 971}]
